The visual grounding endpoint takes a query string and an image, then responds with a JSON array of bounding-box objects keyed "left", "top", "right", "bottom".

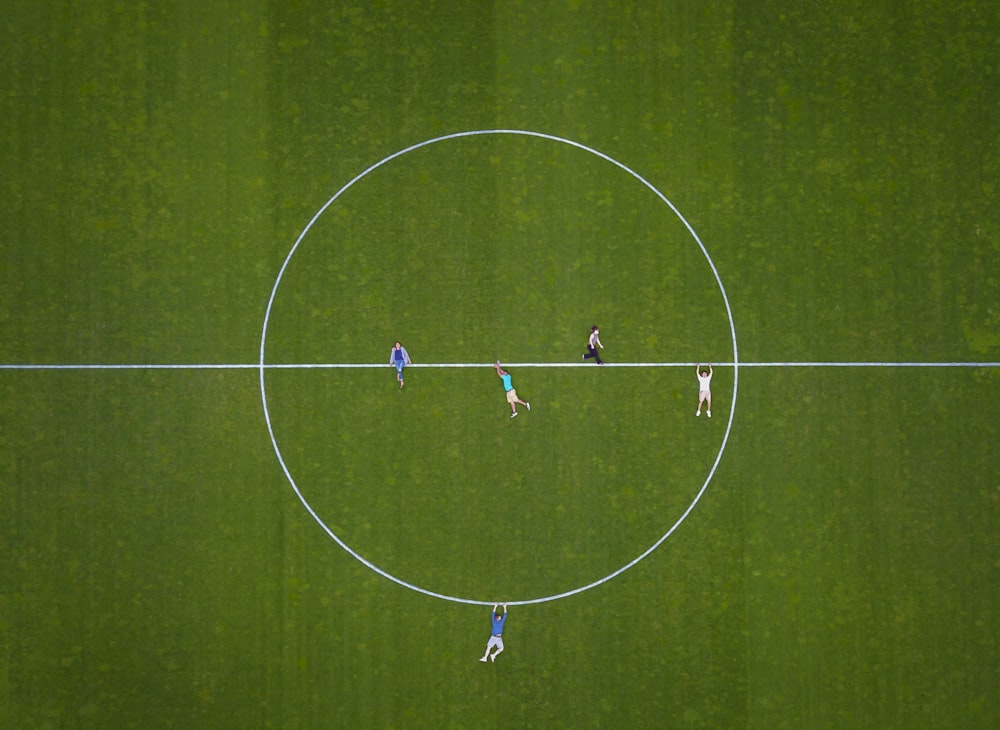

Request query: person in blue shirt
[
  {"left": 494, "top": 361, "right": 530, "bottom": 418},
  {"left": 389, "top": 342, "right": 411, "bottom": 388},
  {"left": 480, "top": 603, "right": 508, "bottom": 662}
]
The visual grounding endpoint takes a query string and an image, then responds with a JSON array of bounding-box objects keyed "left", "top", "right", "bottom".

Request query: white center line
[{"left": 0, "top": 361, "right": 996, "bottom": 371}]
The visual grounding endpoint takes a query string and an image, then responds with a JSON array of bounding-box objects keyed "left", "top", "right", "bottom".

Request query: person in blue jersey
[
  {"left": 494, "top": 361, "right": 530, "bottom": 418},
  {"left": 389, "top": 341, "right": 411, "bottom": 388},
  {"left": 480, "top": 603, "right": 508, "bottom": 662}
]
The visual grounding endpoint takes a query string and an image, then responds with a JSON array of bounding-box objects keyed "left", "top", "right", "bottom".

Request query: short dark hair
[{"left": 591, "top": 325, "right": 599, "bottom": 331}]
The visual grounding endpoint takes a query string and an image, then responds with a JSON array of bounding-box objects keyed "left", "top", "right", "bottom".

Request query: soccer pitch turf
[{"left": 2, "top": 2, "right": 997, "bottom": 729}]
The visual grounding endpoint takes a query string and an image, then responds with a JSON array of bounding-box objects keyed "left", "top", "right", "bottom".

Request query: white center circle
[{"left": 259, "top": 130, "right": 740, "bottom": 605}]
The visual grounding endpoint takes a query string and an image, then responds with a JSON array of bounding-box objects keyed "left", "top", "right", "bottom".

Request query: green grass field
[{"left": 2, "top": 2, "right": 997, "bottom": 728}]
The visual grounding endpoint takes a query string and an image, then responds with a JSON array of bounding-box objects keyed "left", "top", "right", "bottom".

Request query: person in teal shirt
[
  {"left": 493, "top": 361, "right": 530, "bottom": 418},
  {"left": 480, "top": 603, "right": 508, "bottom": 662}
]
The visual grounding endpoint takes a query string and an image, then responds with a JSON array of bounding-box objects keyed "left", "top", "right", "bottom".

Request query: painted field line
[
  {"left": 0, "top": 361, "right": 997, "bottom": 371},
  {"left": 736, "top": 361, "right": 1000, "bottom": 368},
  {"left": 320, "top": 361, "right": 1000, "bottom": 368},
  {"left": 0, "top": 363, "right": 260, "bottom": 370}
]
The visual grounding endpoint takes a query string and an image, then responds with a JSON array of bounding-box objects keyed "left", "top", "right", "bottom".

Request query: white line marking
[
  {"left": 735, "top": 361, "right": 1000, "bottom": 367},
  {"left": 0, "top": 363, "right": 262, "bottom": 370},
  {"left": 1, "top": 361, "right": 996, "bottom": 371}
]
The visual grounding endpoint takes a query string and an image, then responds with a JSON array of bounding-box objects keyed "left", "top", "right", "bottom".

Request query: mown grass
[{"left": 1, "top": 2, "right": 996, "bottom": 729}]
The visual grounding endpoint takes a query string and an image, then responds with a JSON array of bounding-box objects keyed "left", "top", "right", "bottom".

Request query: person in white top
[
  {"left": 696, "top": 364, "right": 713, "bottom": 418},
  {"left": 582, "top": 325, "right": 604, "bottom": 365}
]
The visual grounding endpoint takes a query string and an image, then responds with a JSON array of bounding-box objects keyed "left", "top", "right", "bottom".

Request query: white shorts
[{"left": 486, "top": 634, "right": 504, "bottom": 652}]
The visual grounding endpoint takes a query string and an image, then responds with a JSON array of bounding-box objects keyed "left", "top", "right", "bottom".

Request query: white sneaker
[
  {"left": 526, "top": 402, "right": 531, "bottom": 411},
  {"left": 479, "top": 657, "right": 488, "bottom": 662},
  {"left": 696, "top": 410, "right": 700, "bottom": 417},
  {"left": 707, "top": 411, "right": 711, "bottom": 418},
  {"left": 489, "top": 654, "right": 496, "bottom": 663},
  {"left": 511, "top": 412, "right": 518, "bottom": 418}
]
